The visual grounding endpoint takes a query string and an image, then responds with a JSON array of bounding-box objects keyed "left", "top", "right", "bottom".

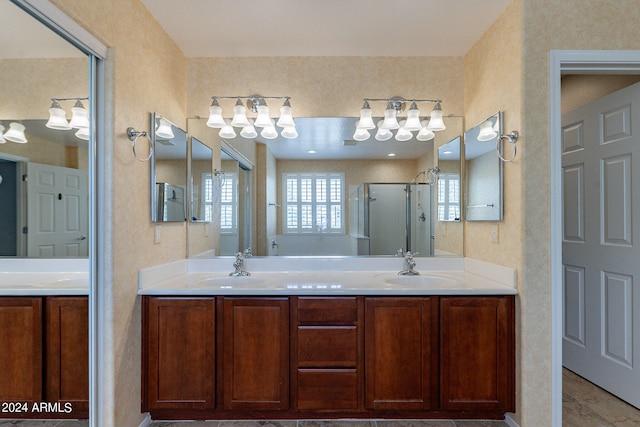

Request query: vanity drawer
[
  {"left": 296, "top": 369, "right": 358, "bottom": 410},
  {"left": 298, "top": 326, "right": 358, "bottom": 367},
  {"left": 297, "top": 297, "right": 358, "bottom": 324}
]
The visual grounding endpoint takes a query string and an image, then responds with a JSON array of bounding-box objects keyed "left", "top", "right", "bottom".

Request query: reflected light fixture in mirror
[
  {"left": 156, "top": 117, "right": 175, "bottom": 139},
  {"left": 354, "top": 97, "right": 446, "bottom": 141},
  {"left": 46, "top": 97, "right": 90, "bottom": 142},
  {"left": 3, "top": 122, "right": 28, "bottom": 143},
  {"left": 207, "top": 95, "right": 297, "bottom": 139}
]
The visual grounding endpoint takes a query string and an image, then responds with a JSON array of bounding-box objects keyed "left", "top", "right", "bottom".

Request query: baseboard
[
  {"left": 138, "top": 413, "right": 152, "bottom": 427},
  {"left": 505, "top": 413, "right": 520, "bottom": 427}
]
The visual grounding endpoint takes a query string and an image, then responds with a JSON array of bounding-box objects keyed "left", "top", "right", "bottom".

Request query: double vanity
[{"left": 139, "top": 256, "right": 516, "bottom": 421}]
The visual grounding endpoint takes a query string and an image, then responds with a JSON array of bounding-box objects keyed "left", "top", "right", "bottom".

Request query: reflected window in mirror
[
  {"left": 437, "top": 136, "right": 461, "bottom": 222},
  {"left": 151, "top": 113, "right": 188, "bottom": 222},
  {"left": 464, "top": 112, "right": 503, "bottom": 221},
  {"left": 189, "top": 136, "right": 213, "bottom": 222}
]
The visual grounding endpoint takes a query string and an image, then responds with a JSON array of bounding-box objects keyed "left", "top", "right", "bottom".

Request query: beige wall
[{"left": 562, "top": 74, "right": 640, "bottom": 114}]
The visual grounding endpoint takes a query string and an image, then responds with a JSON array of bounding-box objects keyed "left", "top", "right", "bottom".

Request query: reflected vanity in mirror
[
  {"left": 188, "top": 116, "right": 464, "bottom": 257},
  {"left": 464, "top": 111, "right": 503, "bottom": 221},
  {"left": 151, "top": 113, "right": 188, "bottom": 222}
]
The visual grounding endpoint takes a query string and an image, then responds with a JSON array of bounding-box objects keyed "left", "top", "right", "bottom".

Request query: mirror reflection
[
  {"left": 464, "top": 112, "right": 503, "bottom": 221},
  {"left": 188, "top": 116, "right": 464, "bottom": 257},
  {"left": 151, "top": 113, "right": 188, "bottom": 222},
  {"left": 0, "top": 3, "right": 90, "bottom": 259},
  {"left": 189, "top": 137, "right": 213, "bottom": 223}
]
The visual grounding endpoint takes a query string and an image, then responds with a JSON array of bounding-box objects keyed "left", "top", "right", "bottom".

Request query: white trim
[
  {"left": 11, "top": 0, "right": 107, "bottom": 59},
  {"left": 138, "top": 413, "right": 152, "bottom": 427},
  {"left": 505, "top": 413, "right": 520, "bottom": 427},
  {"left": 549, "top": 49, "right": 640, "bottom": 427}
]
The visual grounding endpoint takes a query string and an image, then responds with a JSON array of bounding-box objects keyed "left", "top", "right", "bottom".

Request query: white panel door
[
  {"left": 27, "top": 162, "right": 88, "bottom": 257},
  {"left": 562, "top": 82, "right": 640, "bottom": 408}
]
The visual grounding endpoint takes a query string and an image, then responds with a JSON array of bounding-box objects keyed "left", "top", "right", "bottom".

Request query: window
[
  {"left": 437, "top": 173, "right": 461, "bottom": 221},
  {"left": 283, "top": 172, "right": 344, "bottom": 234},
  {"left": 220, "top": 172, "right": 237, "bottom": 234}
]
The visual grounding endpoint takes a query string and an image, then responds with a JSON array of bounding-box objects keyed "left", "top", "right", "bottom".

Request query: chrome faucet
[
  {"left": 243, "top": 247, "right": 252, "bottom": 257},
  {"left": 398, "top": 251, "right": 420, "bottom": 276},
  {"left": 230, "top": 252, "right": 250, "bottom": 277}
]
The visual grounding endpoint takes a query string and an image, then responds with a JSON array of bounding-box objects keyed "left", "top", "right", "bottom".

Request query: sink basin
[
  {"left": 384, "top": 275, "right": 457, "bottom": 287},
  {"left": 196, "top": 276, "right": 265, "bottom": 287}
]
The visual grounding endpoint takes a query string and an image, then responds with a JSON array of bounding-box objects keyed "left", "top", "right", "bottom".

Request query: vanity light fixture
[
  {"left": 477, "top": 119, "right": 498, "bottom": 141},
  {"left": 3, "top": 122, "right": 28, "bottom": 143},
  {"left": 46, "top": 97, "right": 90, "bottom": 141},
  {"left": 207, "top": 95, "right": 297, "bottom": 139},
  {"left": 354, "top": 97, "right": 445, "bottom": 142}
]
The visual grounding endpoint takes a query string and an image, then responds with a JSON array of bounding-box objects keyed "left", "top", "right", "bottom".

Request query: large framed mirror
[
  {"left": 464, "top": 111, "right": 503, "bottom": 221},
  {"left": 151, "top": 112, "right": 188, "bottom": 223},
  {"left": 188, "top": 115, "right": 464, "bottom": 257}
]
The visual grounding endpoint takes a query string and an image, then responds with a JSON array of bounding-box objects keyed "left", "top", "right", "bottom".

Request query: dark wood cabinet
[
  {"left": 440, "top": 296, "right": 515, "bottom": 412},
  {"left": 292, "top": 297, "right": 363, "bottom": 410},
  {"left": 143, "top": 297, "right": 215, "bottom": 411},
  {"left": 45, "top": 297, "right": 89, "bottom": 416},
  {"left": 364, "top": 297, "right": 438, "bottom": 410},
  {"left": 0, "top": 297, "right": 43, "bottom": 405},
  {"left": 222, "top": 297, "right": 289, "bottom": 410}
]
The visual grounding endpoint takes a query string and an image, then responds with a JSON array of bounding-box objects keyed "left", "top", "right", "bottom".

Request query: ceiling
[{"left": 139, "top": 0, "right": 511, "bottom": 57}]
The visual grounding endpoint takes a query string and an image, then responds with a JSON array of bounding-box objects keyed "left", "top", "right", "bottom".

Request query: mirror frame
[
  {"left": 464, "top": 111, "right": 504, "bottom": 222},
  {"left": 150, "top": 112, "right": 188, "bottom": 223}
]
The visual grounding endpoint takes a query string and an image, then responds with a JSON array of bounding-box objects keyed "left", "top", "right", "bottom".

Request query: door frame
[{"left": 550, "top": 50, "right": 640, "bottom": 427}]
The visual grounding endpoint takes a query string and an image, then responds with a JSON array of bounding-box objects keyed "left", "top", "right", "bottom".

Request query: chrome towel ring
[
  {"left": 127, "top": 127, "right": 153, "bottom": 162},
  {"left": 497, "top": 131, "right": 519, "bottom": 162}
]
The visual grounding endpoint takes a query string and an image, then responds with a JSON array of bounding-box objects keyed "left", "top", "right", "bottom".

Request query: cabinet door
[
  {"left": 45, "top": 297, "right": 89, "bottom": 416},
  {"left": 440, "top": 296, "right": 515, "bottom": 412},
  {"left": 0, "top": 298, "right": 42, "bottom": 404},
  {"left": 223, "top": 297, "right": 289, "bottom": 410},
  {"left": 364, "top": 297, "right": 438, "bottom": 410},
  {"left": 144, "top": 297, "right": 215, "bottom": 410}
]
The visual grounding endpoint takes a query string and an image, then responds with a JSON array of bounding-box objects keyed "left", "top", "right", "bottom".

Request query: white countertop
[
  {"left": 0, "top": 259, "right": 89, "bottom": 296},
  {"left": 139, "top": 257, "right": 517, "bottom": 296}
]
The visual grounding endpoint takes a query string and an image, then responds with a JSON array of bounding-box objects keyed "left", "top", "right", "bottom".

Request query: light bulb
[
  {"left": 4, "top": 122, "right": 27, "bottom": 143},
  {"left": 46, "top": 100, "right": 71, "bottom": 130},
  {"left": 219, "top": 120, "right": 237, "bottom": 138},
  {"left": 357, "top": 100, "right": 376, "bottom": 130},
  {"left": 276, "top": 99, "right": 295, "bottom": 128},
  {"left": 206, "top": 99, "right": 226, "bottom": 128},
  {"left": 230, "top": 98, "right": 250, "bottom": 127},
  {"left": 353, "top": 127, "right": 370, "bottom": 141},
  {"left": 253, "top": 105, "right": 271, "bottom": 128},
  {"left": 69, "top": 100, "right": 89, "bottom": 129},
  {"left": 403, "top": 102, "right": 422, "bottom": 131},
  {"left": 477, "top": 120, "right": 498, "bottom": 141}
]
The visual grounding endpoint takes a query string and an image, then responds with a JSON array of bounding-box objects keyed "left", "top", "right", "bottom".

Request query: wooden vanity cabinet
[
  {"left": 0, "top": 296, "right": 88, "bottom": 419},
  {"left": 439, "top": 296, "right": 515, "bottom": 413},
  {"left": 143, "top": 297, "right": 215, "bottom": 411},
  {"left": 222, "top": 297, "right": 289, "bottom": 410},
  {"left": 0, "top": 297, "right": 43, "bottom": 405},
  {"left": 364, "top": 297, "right": 439, "bottom": 410},
  {"left": 291, "top": 297, "right": 363, "bottom": 411},
  {"left": 45, "top": 297, "right": 89, "bottom": 414}
]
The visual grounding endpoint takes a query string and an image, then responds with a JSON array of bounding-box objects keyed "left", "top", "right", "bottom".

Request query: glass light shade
[
  {"left": 260, "top": 122, "right": 278, "bottom": 139},
  {"left": 353, "top": 127, "right": 370, "bottom": 141},
  {"left": 380, "top": 107, "right": 400, "bottom": 130},
  {"left": 276, "top": 105, "right": 295, "bottom": 128},
  {"left": 253, "top": 105, "right": 272, "bottom": 128},
  {"left": 46, "top": 106, "right": 71, "bottom": 130},
  {"left": 69, "top": 101, "right": 89, "bottom": 129},
  {"left": 0, "top": 124, "right": 5, "bottom": 143},
  {"left": 281, "top": 126, "right": 298, "bottom": 139},
  {"left": 375, "top": 127, "right": 393, "bottom": 141},
  {"left": 75, "top": 127, "right": 90, "bottom": 141},
  {"left": 417, "top": 120, "right": 435, "bottom": 141},
  {"left": 219, "top": 120, "right": 237, "bottom": 139},
  {"left": 403, "top": 104, "right": 422, "bottom": 131},
  {"left": 395, "top": 122, "right": 413, "bottom": 141},
  {"left": 4, "top": 122, "right": 27, "bottom": 143},
  {"left": 206, "top": 105, "right": 226, "bottom": 128},
  {"left": 156, "top": 118, "right": 175, "bottom": 139},
  {"left": 357, "top": 107, "right": 376, "bottom": 130},
  {"left": 230, "top": 104, "right": 250, "bottom": 127},
  {"left": 477, "top": 120, "right": 498, "bottom": 141},
  {"left": 240, "top": 120, "right": 258, "bottom": 139},
  {"left": 426, "top": 108, "right": 446, "bottom": 131}
]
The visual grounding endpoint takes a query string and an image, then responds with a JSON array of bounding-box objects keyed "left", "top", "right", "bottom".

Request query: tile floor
[{"left": 3, "top": 371, "right": 640, "bottom": 427}]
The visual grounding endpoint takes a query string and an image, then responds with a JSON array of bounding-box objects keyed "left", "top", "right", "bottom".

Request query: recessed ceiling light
[
  {"left": 387, "top": 153, "right": 396, "bottom": 157},
  {"left": 307, "top": 150, "right": 316, "bottom": 154},
  {"left": 444, "top": 150, "right": 453, "bottom": 154}
]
